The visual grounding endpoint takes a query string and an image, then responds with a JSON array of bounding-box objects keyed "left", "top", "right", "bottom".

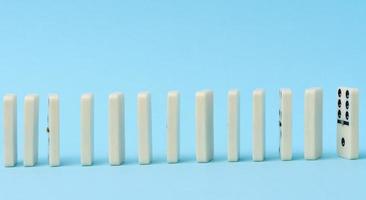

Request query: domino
[
  {"left": 167, "top": 91, "right": 180, "bottom": 164},
  {"left": 137, "top": 92, "right": 152, "bottom": 165},
  {"left": 252, "top": 89, "right": 265, "bottom": 161},
  {"left": 3, "top": 94, "right": 17, "bottom": 167},
  {"left": 47, "top": 94, "right": 60, "bottom": 167},
  {"left": 227, "top": 90, "right": 240, "bottom": 162},
  {"left": 195, "top": 90, "right": 214, "bottom": 163},
  {"left": 337, "top": 87, "right": 359, "bottom": 159},
  {"left": 24, "top": 95, "right": 39, "bottom": 167},
  {"left": 108, "top": 93, "right": 125, "bottom": 165},
  {"left": 304, "top": 88, "right": 323, "bottom": 160},
  {"left": 279, "top": 89, "right": 292, "bottom": 161},
  {"left": 81, "top": 93, "right": 94, "bottom": 166}
]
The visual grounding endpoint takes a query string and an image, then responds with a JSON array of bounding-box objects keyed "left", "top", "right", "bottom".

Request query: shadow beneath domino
[
  {"left": 357, "top": 152, "right": 366, "bottom": 160},
  {"left": 122, "top": 158, "right": 138, "bottom": 166},
  {"left": 211, "top": 154, "right": 228, "bottom": 163},
  {"left": 318, "top": 152, "right": 338, "bottom": 160},
  {"left": 264, "top": 153, "right": 279, "bottom": 162},
  {"left": 3, "top": 161, "right": 24, "bottom": 168},
  {"left": 60, "top": 156, "right": 80, "bottom": 167},
  {"left": 89, "top": 158, "right": 108, "bottom": 166},
  {"left": 176, "top": 155, "right": 195, "bottom": 164},
  {"left": 146, "top": 155, "right": 175, "bottom": 165},
  {"left": 36, "top": 157, "right": 50, "bottom": 167},
  {"left": 292, "top": 152, "right": 305, "bottom": 161}
]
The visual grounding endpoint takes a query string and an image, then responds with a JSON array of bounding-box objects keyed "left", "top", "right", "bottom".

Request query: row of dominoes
[{"left": 2, "top": 87, "right": 359, "bottom": 167}]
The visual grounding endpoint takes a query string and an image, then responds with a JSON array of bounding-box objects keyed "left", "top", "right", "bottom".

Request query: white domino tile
[
  {"left": 252, "top": 89, "right": 265, "bottom": 161},
  {"left": 138, "top": 92, "right": 152, "bottom": 165},
  {"left": 108, "top": 93, "right": 125, "bottom": 165},
  {"left": 48, "top": 94, "right": 60, "bottom": 166},
  {"left": 304, "top": 88, "right": 323, "bottom": 160},
  {"left": 337, "top": 87, "right": 359, "bottom": 159},
  {"left": 195, "top": 90, "right": 214, "bottom": 163},
  {"left": 279, "top": 89, "right": 292, "bottom": 161},
  {"left": 24, "top": 94, "right": 39, "bottom": 167},
  {"left": 167, "top": 91, "right": 180, "bottom": 164},
  {"left": 81, "top": 93, "right": 94, "bottom": 166},
  {"left": 3, "top": 94, "right": 17, "bottom": 167},
  {"left": 227, "top": 90, "right": 240, "bottom": 162}
]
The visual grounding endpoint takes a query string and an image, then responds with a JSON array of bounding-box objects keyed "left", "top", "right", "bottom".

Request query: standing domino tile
[
  {"left": 337, "top": 87, "right": 359, "bottom": 159},
  {"left": 252, "top": 89, "right": 265, "bottom": 161},
  {"left": 304, "top": 88, "right": 323, "bottom": 160},
  {"left": 227, "top": 90, "right": 240, "bottom": 162},
  {"left": 81, "top": 93, "right": 94, "bottom": 166},
  {"left": 167, "top": 91, "right": 180, "bottom": 163},
  {"left": 24, "top": 95, "right": 39, "bottom": 167},
  {"left": 47, "top": 94, "right": 60, "bottom": 166},
  {"left": 108, "top": 93, "right": 125, "bottom": 165},
  {"left": 195, "top": 90, "right": 214, "bottom": 163},
  {"left": 138, "top": 92, "right": 152, "bottom": 165},
  {"left": 279, "top": 89, "right": 292, "bottom": 161},
  {"left": 3, "top": 95, "right": 17, "bottom": 167}
]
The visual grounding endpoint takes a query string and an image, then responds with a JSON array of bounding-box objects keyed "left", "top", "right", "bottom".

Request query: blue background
[{"left": 0, "top": 0, "right": 366, "bottom": 199}]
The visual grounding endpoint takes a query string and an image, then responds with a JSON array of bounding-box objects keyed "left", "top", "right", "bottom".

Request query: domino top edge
[
  {"left": 3, "top": 94, "right": 17, "bottom": 101},
  {"left": 196, "top": 90, "right": 213, "bottom": 96},
  {"left": 338, "top": 87, "right": 359, "bottom": 93},
  {"left": 25, "top": 94, "right": 39, "bottom": 101},
  {"left": 305, "top": 88, "right": 323, "bottom": 94},
  {"left": 48, "top": 94, "right": 59, "bottom": 100},
  {"left": 81, "top": 93, "right": 94, "bottom": 99},
  {"left": 109, "top": 92, "right": 123, "bottom": 98},
  {"left": 228, "top": 90, "right": 240, "bottom": 96},
  {"left": 253, "top": 89, "right": 265, "bottom": 96},
  {"left": 280, "top": 88, "right": 292, "bottom": 94},
  {"left": 138, "top": 91, "right": 151, "bottom": 98},
  {"left": 168, "top": 91, "right": 180, "bottom": 97}
]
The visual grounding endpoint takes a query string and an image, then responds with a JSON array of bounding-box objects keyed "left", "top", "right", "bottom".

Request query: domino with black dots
[{"left": 337, "top": 87, "right": 359, "bottom": 160}]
